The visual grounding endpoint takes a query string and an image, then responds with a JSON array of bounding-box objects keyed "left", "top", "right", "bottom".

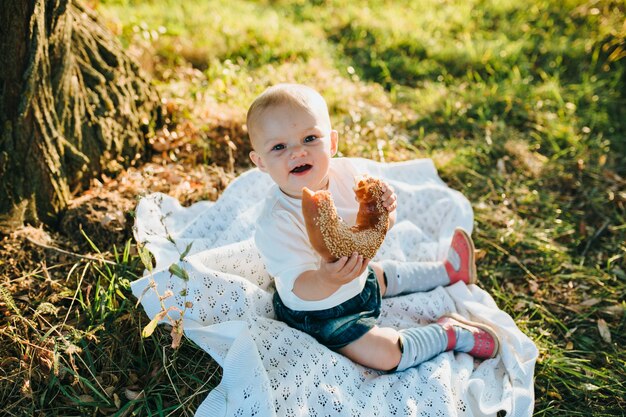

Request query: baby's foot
[
  {"left": 437, "top": 313, "right": 499, "bottom": 359},
  {"left": 444, "top": 228, "right": 477, "bottom": 285}
]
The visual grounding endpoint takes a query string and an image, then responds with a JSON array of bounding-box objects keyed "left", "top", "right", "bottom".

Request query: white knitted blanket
[{"left": 131, "top": 158, "right": 537, "bottom": 417}]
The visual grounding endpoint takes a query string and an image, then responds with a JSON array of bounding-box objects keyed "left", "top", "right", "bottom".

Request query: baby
[{"left": 248, "top": 83, "right": 499, "bottom": 371}]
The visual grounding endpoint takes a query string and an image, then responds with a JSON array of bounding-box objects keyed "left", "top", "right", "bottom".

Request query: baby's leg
[
  {"left": 378, "top": 228, "right": 477, "bottom": 297},
  {"left": 338, "top": 326, "right": 402, "bottom": 371},
  {"left": 339, "top": 318, "right": 499, "bottom": 372},
  {"left": 380, "top": 260, "right": 449, "bottom": 296},
  {"left": 339, "top": 324, "right": 451, "bottom": 372},
  {"left": 370, "top": 261, "right": 447, "bottom": 297}
]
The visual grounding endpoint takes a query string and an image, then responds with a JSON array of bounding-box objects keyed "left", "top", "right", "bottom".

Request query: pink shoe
[
  {"left": 444, "top": 228, "right": 477, "bottom": 285},
  {"left": 437, "top": 313, "right": 499, "bottom": 359}
]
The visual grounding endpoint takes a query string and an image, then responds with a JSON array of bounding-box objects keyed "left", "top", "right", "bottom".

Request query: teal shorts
[{"left": 273, "top": 267, "right": 382, "bottom": 350}]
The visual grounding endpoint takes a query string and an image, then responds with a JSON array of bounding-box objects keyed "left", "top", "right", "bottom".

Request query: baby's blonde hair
[{"left": 246, "top": 84, "right": 330, "bottom": 144}]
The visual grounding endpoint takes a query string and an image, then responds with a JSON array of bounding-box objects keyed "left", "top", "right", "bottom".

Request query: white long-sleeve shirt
[{"left": 254, "top": 158, "right": 369, "bottom": 311}]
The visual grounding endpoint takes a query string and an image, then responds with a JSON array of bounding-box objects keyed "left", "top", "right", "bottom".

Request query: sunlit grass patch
[{"left": 100, "top": 0, "right": 327, "bottom": 70}]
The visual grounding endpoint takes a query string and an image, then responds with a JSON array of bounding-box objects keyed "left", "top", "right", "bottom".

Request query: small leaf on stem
[
  {"left": 180, "top": 242, "right": 194, "bottom": 261},
  {"left": 138, "top": 245, "right": 154, "bottom": 272},
  {"left": 169, "top": 263, "right": 190, "bottom": 281}
]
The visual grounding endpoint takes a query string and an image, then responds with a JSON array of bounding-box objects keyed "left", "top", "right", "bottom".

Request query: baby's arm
[{"left": 292, "top": 253, "right": 369, "bottom": 301}]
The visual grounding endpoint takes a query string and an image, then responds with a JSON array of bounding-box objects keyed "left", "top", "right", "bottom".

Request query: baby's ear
[
  {"left": 249, "top": 151, "right": 267, "bottom": 172},
  {"left": 330, "top": 130, "right": 339, "bottom": 156}
]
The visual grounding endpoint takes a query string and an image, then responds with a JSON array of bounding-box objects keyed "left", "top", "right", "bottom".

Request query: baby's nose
[{"left": 291, "top": 147, "right": 307, "bottom": 158}]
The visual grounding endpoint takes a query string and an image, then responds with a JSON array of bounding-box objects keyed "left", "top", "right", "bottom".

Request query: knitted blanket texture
[{"left": 131, "top": 158, "right": 538, "bottom": 417}]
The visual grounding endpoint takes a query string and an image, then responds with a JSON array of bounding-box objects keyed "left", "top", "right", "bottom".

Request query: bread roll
[{"left": 302, "top": 176, "right": 389, "bottom": 262}]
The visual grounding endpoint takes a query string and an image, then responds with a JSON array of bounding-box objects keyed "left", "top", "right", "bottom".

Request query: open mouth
[{"left": 290, "top": 164, "right": 312, "bottom": 174}]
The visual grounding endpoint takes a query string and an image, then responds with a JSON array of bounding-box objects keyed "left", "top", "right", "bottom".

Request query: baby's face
[{"left": 249, "top": 102, "right": 338, "bottom": 199}]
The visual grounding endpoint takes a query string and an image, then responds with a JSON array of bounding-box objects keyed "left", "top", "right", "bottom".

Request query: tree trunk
[{"left": 0, "top": 0, "right": 162, "bottom": 232}]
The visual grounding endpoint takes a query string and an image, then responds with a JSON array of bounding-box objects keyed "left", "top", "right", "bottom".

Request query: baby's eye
[
  {"left": 271, "top": 144, "right": 285, "bottom": 151},
  {"left": 304, "top": 135, "right": 318, "bottom": 143}
]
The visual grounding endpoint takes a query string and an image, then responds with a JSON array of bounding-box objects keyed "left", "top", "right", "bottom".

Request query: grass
[{"left": 2, "top": 0, "right": 625, "bottom": 415}]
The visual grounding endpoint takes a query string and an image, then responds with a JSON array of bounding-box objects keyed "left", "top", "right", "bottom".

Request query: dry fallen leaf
[
  {"left": 474, "top": 248, "right": 487, "bottom": 261},
  {"left": 496, "top": 158, "right": 507, "bottom": 176},
  {"left": 171, "top": 320, "right": 184, "bottom": 349},
  {"left": 597, "top": 319, "right": 611, "bottom": 343},
  {"left": 514, "top": 301, "right": 526, "bottom": 311},
  {"left": 580, "top": 298, "right": 601, "bottom": 307},
  {"left": 564, "top": 327, "right": 577, "bottom": 338},
  {"left": 602, "top": 305, "right": 625, "bottom": 317},
  {"left": 78, "top": 394, "right": 95, "bottom": 403},
  {"left": 548, "top": 390, "right": 562, "bottom": 400},
  {"left": 125, "top": 388, "right": 144, "bottom": 401}
]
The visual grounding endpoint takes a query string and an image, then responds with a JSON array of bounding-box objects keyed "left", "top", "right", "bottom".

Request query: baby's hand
[
  {"left": 292, "top": 253, "right": 370, "bottom": 300},
  {"left": 320, "top": 252, "right": 369, "bottom": 286},
  {"left": 380, "top": 181, "right": 397, "bottom": 212}
]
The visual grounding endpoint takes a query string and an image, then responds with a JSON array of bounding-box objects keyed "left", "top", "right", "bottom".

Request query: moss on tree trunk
[{"left": 0, "top": 0, "right": 162, "bottom": 232}]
